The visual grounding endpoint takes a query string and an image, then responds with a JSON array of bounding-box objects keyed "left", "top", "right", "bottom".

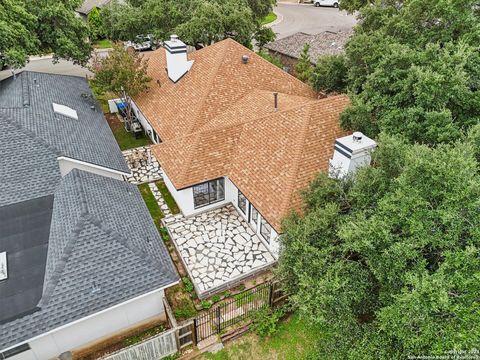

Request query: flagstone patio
[
  {"left": 122, "top": 146, "right": 162, "bottom": 184},
  {"left": 166, "top": 205, "right": 276, "bottom": 298}
]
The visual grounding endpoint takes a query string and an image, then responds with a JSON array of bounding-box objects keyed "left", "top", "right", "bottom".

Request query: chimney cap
[
  {"left": 352, "top": 131, "right": 363, "bottom": 142},
  {"left": 170, "top": 34, "right": 179, "bottom": 42},
  {"left": 242, "top": 55, "right": 249, "bottom": 64}
]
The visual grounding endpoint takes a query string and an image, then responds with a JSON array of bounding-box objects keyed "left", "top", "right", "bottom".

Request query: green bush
[
  {"left": 201, "top": 300, "right": 213, "bottom": 310},
  {"left": 250, "top": 306, "right": 287, "bottom": 338},
  {"left": 211, "top": 294, "right": 221, "bottom": 303},
  {"left": 182, "top": 277, "right": 194, "bottom": 293},
  {"left": 311, "top": 54, "right": 347, "bottom": 93},
  {"left": 174, "top": 298, "right": 197, "bottom": 320},
  {"left": 257, "top": 50, "right": 283, "bottom": 69}
]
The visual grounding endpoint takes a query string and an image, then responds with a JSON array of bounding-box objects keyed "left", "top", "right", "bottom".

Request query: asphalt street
[{"left": 271, "top": 2, "right": 356, "bottom": 39}]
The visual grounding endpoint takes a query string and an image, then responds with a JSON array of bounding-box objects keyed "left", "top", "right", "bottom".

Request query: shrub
[
  {"left": 211, "top": 294, "right": 221, "bottom": 303},
  {"left": 174, "top": 298, "right": 196, "bottom": 320},
  {"left": 182, "top": 277, "right": 194, "bottom": 293},
  {"left": 311, "top": 54, "right": 347, "bottom": 93},
  {"left": 250, "top": 306, "right": 287, "bottom": 338},
  {"left": 201, "top": 300, "right": 213, "bottom": 310}
]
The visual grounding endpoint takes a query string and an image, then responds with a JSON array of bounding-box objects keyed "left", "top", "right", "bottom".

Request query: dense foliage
[
  {"left": 0, "top": 0, "right": 91, "bottom": 67},
  {"left": 101, "top": 0, "right": 275, "bottom": 48},
  {"left": 90, "top": 43, "right": 151, "bottom": 126},
  {"left": 87, "top": 7, "right": 106, "bottom": 41},
  {"left": 278, "top": 131, "right": 480, "bottom": 359},
  {"left": 294, "top": 44, "right": 313, "bottom": 83},
  {"left": 311, "top": 0, "right": 480, "bottom": 145}
]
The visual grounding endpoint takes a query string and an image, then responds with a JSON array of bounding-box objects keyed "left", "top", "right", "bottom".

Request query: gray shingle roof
[
  {"left": 0, "top": 170, "right": 179, "bottom": 350},
  {"left": 0, "top": 112, "right": 60, "bottom": 206},
  {"left": 0, "top": 71, "right": 130, "bottom": 175},
  {"left": 265, "top": 31, "right": 352, "bottom": 62}
]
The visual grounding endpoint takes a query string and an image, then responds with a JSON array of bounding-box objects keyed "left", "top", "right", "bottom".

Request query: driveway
[{"left": 271, "top": 2, "right": 357, "bottom": 39}]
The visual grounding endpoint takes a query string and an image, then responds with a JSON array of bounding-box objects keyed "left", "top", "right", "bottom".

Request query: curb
[{"left": 265, "top": 10, "right": 284, "bottom": 28}]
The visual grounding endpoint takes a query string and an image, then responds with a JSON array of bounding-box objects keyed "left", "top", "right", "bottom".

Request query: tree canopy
[
  {"left": 0, "top": 0, "right": 91, "bottom": 68},
  {"left": 311, "top": 0, "right": 480, "bottom": 145},
  {"left": 278, "top": 131, "right": 480, "bottom": 359},
  {"left": 101, "top": 0, "right": 275, "bottom": 48}
]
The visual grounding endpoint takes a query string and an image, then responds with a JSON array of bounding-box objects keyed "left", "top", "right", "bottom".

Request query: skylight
[
  {"left": 52, "top": 103, "right": 78, "bottom": 120},
  {"left": 0, "top": 252, "right": 7, "bottom": 281}
]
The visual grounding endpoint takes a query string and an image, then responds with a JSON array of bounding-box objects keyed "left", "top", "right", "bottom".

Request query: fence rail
[{"left": 194, "top": 281, "right": 282, "bottom": 342}]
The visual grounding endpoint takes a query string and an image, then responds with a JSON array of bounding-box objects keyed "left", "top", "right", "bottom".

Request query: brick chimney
[
  {"left": 164, "top": 35, "right": 194, "bottom": 83},
  {"left": 329, "top": 132, "right": 376, "bottom": 179}
]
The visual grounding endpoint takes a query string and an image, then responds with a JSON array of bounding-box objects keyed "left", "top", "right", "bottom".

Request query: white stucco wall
[
  {"left": 4, "top": 289, "right": 166, "bottom": 360},
  {"left": 57, "top": 157, "right": 130, "bottom": 181}
]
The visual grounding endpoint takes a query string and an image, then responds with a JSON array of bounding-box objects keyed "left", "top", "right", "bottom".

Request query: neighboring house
[
  {"left": 264, "top": 31, "right": 352, "bottom": 75},
  {"left": 76, "top": 0, "right": 111, "bottom": 16},
  {"left": 115, "top": 36, "right": 375, "bottom": 258},
  {"left": 0, "top": 72, "right": 179, "bottom": 360}
]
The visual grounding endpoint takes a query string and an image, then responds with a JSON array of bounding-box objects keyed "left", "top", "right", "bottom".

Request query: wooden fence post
[{"left": 192, "top": 319, "right": 198, "bottom": 346}]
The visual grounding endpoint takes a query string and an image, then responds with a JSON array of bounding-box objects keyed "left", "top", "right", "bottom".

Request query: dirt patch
[
  {"left": 72, "top": 319, "right": 168, "bottom": 360},
  {"left": 105, "top": 113, "right": 122, "bottom": 132}
]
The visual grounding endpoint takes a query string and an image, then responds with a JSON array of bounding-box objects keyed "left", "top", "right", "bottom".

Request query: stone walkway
[
  {"left": 123, "top": 146, "right": 162, "bottom": 184},
  {"left": 167, "top": 205, "right": 276, "bottom": 297}
]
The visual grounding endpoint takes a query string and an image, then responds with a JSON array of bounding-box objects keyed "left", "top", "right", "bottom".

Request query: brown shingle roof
[
  {"left": 264, "top": 31, "right": 352, "bottom": 62},
  {"left": 137, "top": 38, "right": 349, "bottom": 231}
]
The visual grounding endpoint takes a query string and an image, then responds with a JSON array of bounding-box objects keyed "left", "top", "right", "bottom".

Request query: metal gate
[{"left": 194, "top": 281, "right": 284, "bottom": 342}]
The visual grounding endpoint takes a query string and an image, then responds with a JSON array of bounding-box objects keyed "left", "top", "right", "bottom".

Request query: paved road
[
  {"left": 0, "top": 49, "right": 113, "bottom": 81},
  {"left": 271, "top": 2, "right": 356, "bottom": 39}
]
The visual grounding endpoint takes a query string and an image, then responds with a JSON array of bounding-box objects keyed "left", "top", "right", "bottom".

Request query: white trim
[
  {"left": 0, "top": 281, "right": 179, "bottom": 353},
  {"left": 56, "top": 156, "right": 132, "bottom": 177}
]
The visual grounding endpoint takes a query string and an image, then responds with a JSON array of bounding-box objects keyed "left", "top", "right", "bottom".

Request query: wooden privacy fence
[{"left": 194, "top": 280, "right": 285, "bottom": 342}]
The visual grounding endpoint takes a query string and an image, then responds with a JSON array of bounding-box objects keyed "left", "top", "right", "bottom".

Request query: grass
[
  {"left": 123, "top": 324, "right": 166, "bottom": 346},
  {"left": 93, "top": 39, "right": 113, "bottom": 49},
  {"left": 138, "top": 184, "right": 164, "bottom": 231},
  {"left": 198, "top": 313, "right": 323, "bottom": 360},
  {"left": 112, "top": 124, "right": 152, "bottom": 151},
  {"left": 156, "top": 181, "right": 181, "bottom": 215},
  {"left": 260, "top": 12, "right": 277, "bottom": 25}
]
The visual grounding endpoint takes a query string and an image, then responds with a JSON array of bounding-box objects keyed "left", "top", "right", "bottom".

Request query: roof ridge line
[
  {"left": 185, "top": 40, "right": 231, "bottom": 135},
  {"left": 278, "top": 104, "right": 315, "bottom": 220},
  {"left": 38, "top": 170, "right": 90, "bottom": 307},
  {"left": 0, "top": 110, "right": 60, "bottom": 157}
]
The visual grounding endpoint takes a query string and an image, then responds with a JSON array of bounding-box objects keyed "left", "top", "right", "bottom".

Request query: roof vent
[
  {"left": 273, "top": 92, "right": 278, "bottom": 111},
  {"left": 242, "top": 55, "right": 249, "bottom": 64},
  {"left": 53, "top": 103, "right": 78, "bottom": 120},
  {"left": 0, "top": 252, "right": 8, "bottom": 281}
]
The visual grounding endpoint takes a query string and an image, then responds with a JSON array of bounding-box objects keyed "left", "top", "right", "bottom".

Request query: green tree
[
  {"left": 101, "top": 0, "right": 265, "bottom": 47},
  {"left": 310, "top": 54, "right": 347, "bottom": 93},
  {"left": 294, "top": 43, "right": 313, "bottom": 83},
  {"left": 334, "top": 0, "right": 480, "bottom": 145},
  {"left": 87, "top": 7, "right": 106, "bottom": 41},
  {"left": 257, "top": 50, "right": 283, "bottom": 69},
  {"left": 90, "top": 43, "right": 151, "bottom": 129},
  {"left": 254, "top": 26, "right": 276, "bottom": 49},
  {"left": 278, "top": 134, "right": 480, "bottom": 359},
  {"left": 0, "top": 0, "right": 91, "bottom": 68}
]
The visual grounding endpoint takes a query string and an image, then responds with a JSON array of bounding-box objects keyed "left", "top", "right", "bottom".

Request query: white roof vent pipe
[
  {"left": 164, "top": 35, "right": 194, "bottom": 83},
  {"left": 329, "top": 132, "right": 376, "bottom": 179}
]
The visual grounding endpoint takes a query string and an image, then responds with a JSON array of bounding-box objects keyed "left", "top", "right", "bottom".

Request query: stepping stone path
[
  {"left": 123, "top": 146, "right": 162, "bottom": 184},
  {"left": 166, "top": 205, "right": 276, "bottom": 295}
]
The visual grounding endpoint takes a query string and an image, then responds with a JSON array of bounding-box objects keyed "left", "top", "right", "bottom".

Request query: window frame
[
  {"left": 193, "top": 178, "right": 225, "bottom": 209},
  {"left": 237, "top": 190, "right": 247, "bottom": 214},
  {"left": 260, "top": 216, "right": 272, "bottom": 242}
]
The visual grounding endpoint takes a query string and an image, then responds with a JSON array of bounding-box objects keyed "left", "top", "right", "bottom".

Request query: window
[
  {"left": 0, "top": 252, "right": 7, "bottom": 280},
  {"left": 193, "top": 178, "right": 225, "bottom": 209},
  {"left": 238, "top": 190, "right": 247, "bottom": 214},
  {"left": 1, "top": 343, "right": 31, "bottom": 359},
  {"left": 260, "top": 217, "right": 272, "bottom": 241}
]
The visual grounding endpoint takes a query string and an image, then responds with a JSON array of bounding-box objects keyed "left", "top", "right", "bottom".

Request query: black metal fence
[{"left": 194, "top": 281, "right": 285, "bottom": 342}]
